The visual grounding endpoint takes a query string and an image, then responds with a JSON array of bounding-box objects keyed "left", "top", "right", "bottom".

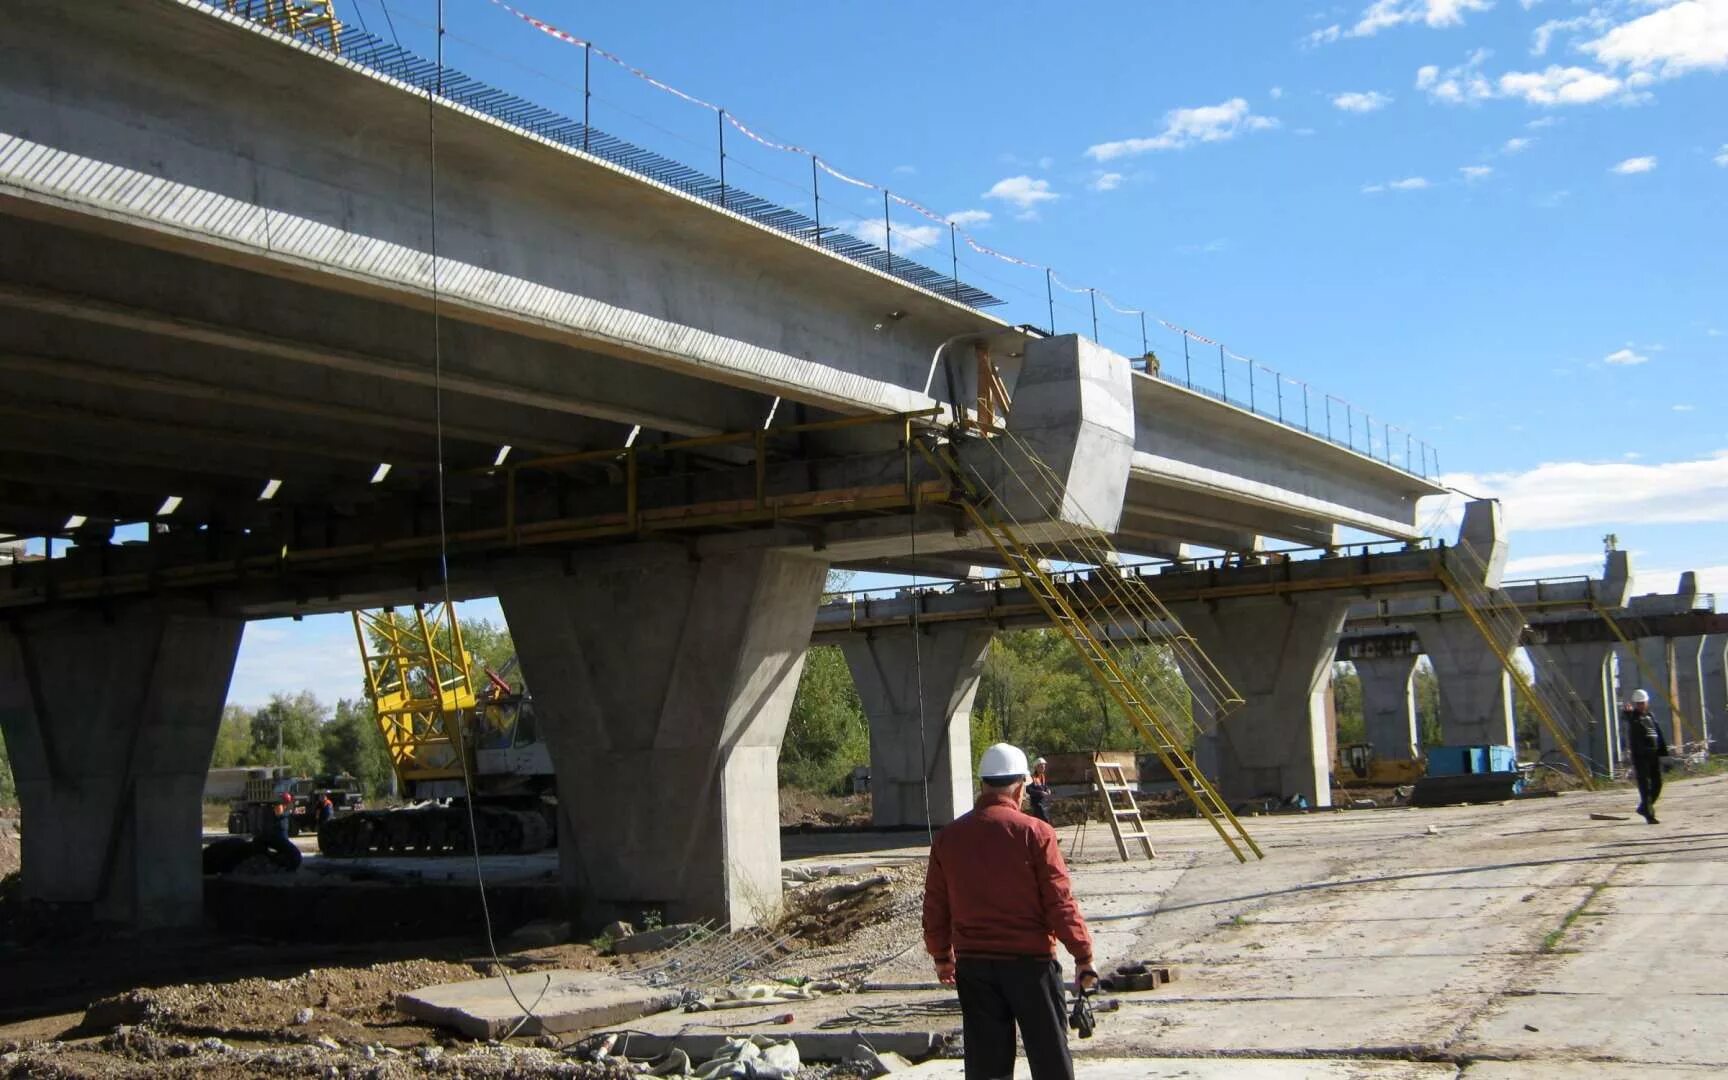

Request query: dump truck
[
  {"left": 315, "top": 603, "right": 556, "bottom": 857},
  {"left": 228, "top": 768, "right": 363, "bottom": 837}
]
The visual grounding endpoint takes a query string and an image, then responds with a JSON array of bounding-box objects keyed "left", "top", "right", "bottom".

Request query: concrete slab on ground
[{"left": 396, "top": 970, "right": 677, "bottom": 1039}]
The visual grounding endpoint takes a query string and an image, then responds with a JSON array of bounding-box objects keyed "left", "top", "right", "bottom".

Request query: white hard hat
[
  {"left": 979, "top": 743, "right": 1030, "bottom": 783},
  {"left": 1033, "top": 757, "right": 1048, "bottom": 767},
  {"left": 1630, "top": 689, "right": 1650, "bottom": 704}
]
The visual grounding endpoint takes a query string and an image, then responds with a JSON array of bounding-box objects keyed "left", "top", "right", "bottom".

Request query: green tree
[
  {"left": 0, "top": 725, "right": 15, "bottom": 808},
  {"left": 1414, "top": 663, "right": 1443, "bottom": 748},
  {"left": 209, "top": 704, "right": 256, "bottom": 768},
  {"left": 780, "top": 645, "right": 868, "bottom": 794},
  {"left": 1332, "top": 663, "right": 1365, "bottom": 746},
  {"left": 321, "top": 697, "right": 395, "bottom": 797},
  {"left": 249, "top": 691, "right": 327, "bottom": 774},
  {"left": 975, "top": 631, "right": 1189, "bottom": 762},
  {"left": 457, "top": 617, "right": 519, "bottom": 691}
]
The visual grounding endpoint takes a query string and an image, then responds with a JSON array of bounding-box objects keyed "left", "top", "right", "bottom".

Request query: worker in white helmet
[
  {"left": 1622, "top": 689, "right": 1669, "bottom": 824},
  {"left": 1026, "top": 757, "right": 1053, "bottom": 824},
  {"left": 922, "top": 743, "right": 1095, "bottom": 1080}
]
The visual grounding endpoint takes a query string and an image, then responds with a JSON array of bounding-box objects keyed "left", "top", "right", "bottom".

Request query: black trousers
[
  {"left": 955, "top": 956, "right": 1073, "bottom": 1080},
  {"left": 1632, "top": 752, "right": 1663, "bottom": 811}
]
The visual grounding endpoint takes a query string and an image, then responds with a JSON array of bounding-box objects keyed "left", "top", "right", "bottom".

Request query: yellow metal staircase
[
  {"left": 917, "top": 429, "right": 1263, "bottom": 863},
  {"left": 1434, "top": 541, "right": 1598, "bottom": 785}
]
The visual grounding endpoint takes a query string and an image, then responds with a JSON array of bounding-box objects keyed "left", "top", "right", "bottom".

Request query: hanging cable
[
  {"left": 423, "top": 0, "right": 546, "bottom": 1038},
  {"left": 906, "top": 424, "right": 935, "bottom": 847}
]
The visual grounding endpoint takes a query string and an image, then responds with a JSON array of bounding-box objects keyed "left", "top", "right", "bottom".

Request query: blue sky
[{"left": 228, "top": 0, "right": 1726, "bottom": 705}]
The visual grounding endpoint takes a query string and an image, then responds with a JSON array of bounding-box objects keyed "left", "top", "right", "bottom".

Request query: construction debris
[{"left": 614, "top": 923, "right": 705, "bottom": 956}]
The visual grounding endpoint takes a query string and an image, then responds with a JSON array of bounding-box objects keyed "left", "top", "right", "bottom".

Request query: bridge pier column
[
  {"left": 1617, "top": 639, "right": 1681, "bottom": 745},
  {"left": 1531, "top": 642, "right": 1618, "bottom": 775},
  {"left": 840, "top": 626, "right": 991, "bottom": 829},
  {"left": 496, "top": 546, "right": 827, "bottom": 930},
  {"left": 1702, "top": 635, "right": 1728, "bottom": 754},
  {"left": 1354, "top": 654, "right": 1420, "bottom": 762},
  {"left": 1172, "top": 597, "right": 1351, "bottom": 810},
  {"left": 1415, "top": 621, "right": 1517, "bottom": 748},
  {"left": 0, "top": 603, "right": 242, "bottom": 928},
  {"left": 1674, "top": 636, "right": 1709, "bottom": 750}
]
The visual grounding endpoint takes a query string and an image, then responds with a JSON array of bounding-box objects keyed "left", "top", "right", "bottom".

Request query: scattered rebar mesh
[{"left": 626, "top": 923, "right": 799, "bottom": 995}]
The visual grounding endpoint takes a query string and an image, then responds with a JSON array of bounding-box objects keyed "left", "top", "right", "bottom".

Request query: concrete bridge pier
[
  {"left": 1703, "top": 635, "right": 1727, "bottom": 754},
  {"left": 1617, "top": 639, "right": 1681, "bottom": 745},
  {"left": 1354, "top": 653, "right": 1421, "bottom": 762},
  {"left": 0, "top": 602, "right": 242, "bottom": 928},
  {"left": 495, "top": 544, "right": 827, "bottom": 931},
  {"left": 1674, "top": 636, "right": 1710, "bottom": 749},
  {"left": 1173, "top": 596, "right": 1352, "bottom": 809},
  {"left": 1531, "top": 642, "right": 1619, "bottom": 775},
  {"left": 1416, "top": 620, "right": 1517, "bottom": 748},
  {"left": 840, "top": 626, "right": 992, "bottom": 829}
]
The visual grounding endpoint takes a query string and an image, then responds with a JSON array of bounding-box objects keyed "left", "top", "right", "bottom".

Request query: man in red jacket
[{"left": 923, "top": 743, "right": 1097, "bottom": 1080}]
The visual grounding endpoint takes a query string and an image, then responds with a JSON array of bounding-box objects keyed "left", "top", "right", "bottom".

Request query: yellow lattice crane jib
[
  {"left": 352, "top": 602, "right": 477, "bottom": 785},
  {"left": 225, "top": 0, "right": 343, "bottom": 53}
]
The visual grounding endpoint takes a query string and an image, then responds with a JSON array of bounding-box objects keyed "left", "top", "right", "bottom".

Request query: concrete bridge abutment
[
  {"left": 0, "top": 602, "right": 242, "bottom": 928},
  {"left": 495, "top": 544, "right": 827, "bottom": 931},
  {"left": 840, "top": 626, "right": 991, "bottom": 829},
  {"left": 1173, "top": 596, "right": 1351, "bottom": 810}
]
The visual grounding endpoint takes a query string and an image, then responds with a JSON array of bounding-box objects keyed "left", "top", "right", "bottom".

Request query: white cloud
[
  {"left": 1085, "top": 98, "right": 1278, "bottom": 160},
  {"left": 1715, "top": 144, "right": 1728, "bottom": 166},
  {"left": 982, "top": 175, "right": 1058, "bottom": 210},
  {"left": 1460, "top": 164, "right": 1494, "bottom": 180},
  {"left": 1498, "top": 64, "right": 1627, "bottom": 105},
  {"left": 1583, "top": 0, "right": 1728, "bottom": 78},
  {"left": 1333, "top": 90, "right": 1394, "bottom": 111},
  {"left": 1604, "top": 347, "right": 1649, "bottom": 365},
  {"left": 892, "top": 164, "right": 917, "bottom": 175},
  {"left": 1416, "top": 49, "right": 1495, "bottom": 102},
  {"left": 1527, "top": 115, "right": 1559, "bottom": 129},
  {"left": 1673, "top": 403, "right": 1695, "bottom": 411},
  {"left": 1504, "top": 551, "right": 1608, "bottom": 576},
  {"left": 1089, "top": 172, "right": 1125, "bottom": 192},
  {"left": 1610, "top": 154, "right": 1657, "bottom": 173},
  {"left": 850, "top": 218, "right": 942, "bottom": 251},
  {"left": 1503, "top": 136, "right": 1535, "bottom": 153},
  {"left": 1362, "top": 176, "right": 1430, "bottom": 193},
  {"left": 1436, "top": 450, "right": 1728, "bottom": 532},
  {"left": 1319, "top": 0, "right": 1495, "bottom": 43},
  {"left": 1269, "top": 86, "right": 1286, "bottom": 99},
  {"left": 945, "top": 209, "right": 992, "bottom": 227},
  {"left": 1532, "top": 13, "right": 1611, "bottom": 57}
]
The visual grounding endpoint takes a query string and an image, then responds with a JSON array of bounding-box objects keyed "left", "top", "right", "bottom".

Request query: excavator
[{"left": 315, "top": 602, "right": 557, "bottom": 857}]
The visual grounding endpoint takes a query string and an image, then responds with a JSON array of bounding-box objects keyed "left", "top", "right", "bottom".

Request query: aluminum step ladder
[{"left": 1095, "top": 760, "right": 1155, "bottom": 861}]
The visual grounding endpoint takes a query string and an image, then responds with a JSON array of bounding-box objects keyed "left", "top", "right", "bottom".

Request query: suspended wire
[
  {"left": 376, "top": 0, "right": 403, "bottom": 47},
  {"left": 906, "top": 429, "right": 935, "bottom": 848},
  {"left": 423, "top": 0, "right": 546, "bottom": 1037}
]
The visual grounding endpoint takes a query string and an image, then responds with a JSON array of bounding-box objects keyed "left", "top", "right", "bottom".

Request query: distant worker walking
[
  {"left": 923, "top": 744, "right": 1096, "bottom": 1080},
  {"left": 1026, "top": 758, "right": 1053, "bottom": 824},
  {"left": 1623, "top": 689, "right": 1669, "bottom": 824}
]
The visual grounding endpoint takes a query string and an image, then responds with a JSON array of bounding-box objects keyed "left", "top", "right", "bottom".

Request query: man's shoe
[
  {"left": 1635, "top": 803, "right": 1647, "bottom": 815},
  {"left": 1647, "top": 814, "right": 1660, "bottom": 825}
]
